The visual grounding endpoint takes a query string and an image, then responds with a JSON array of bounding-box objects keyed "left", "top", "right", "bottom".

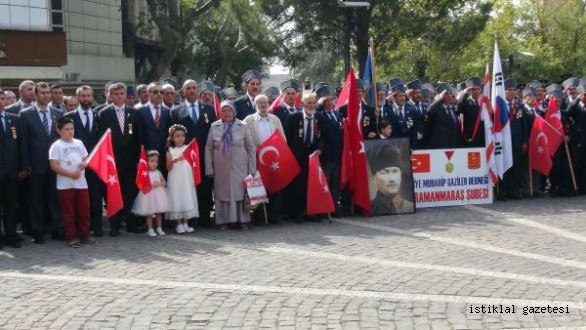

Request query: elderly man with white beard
[
  {"left": 284, "top": 94, "right": 325, "bottom": 222},
  {"left": 244, "top": 94, "right": 286, "bottom": 224}
]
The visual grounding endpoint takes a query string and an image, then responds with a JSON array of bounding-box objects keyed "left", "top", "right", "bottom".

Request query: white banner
[
  {"left": 412, "top": 148, "right": 493, "bottom": 208},
  {"left": 243, "top": 173, "right": 269, "bottom": 206}
]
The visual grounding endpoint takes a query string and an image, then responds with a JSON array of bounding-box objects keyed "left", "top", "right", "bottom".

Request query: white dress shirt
[
  {"left": 302, "top": 109, "right": 314, "bottom": 144},
  {"left": 77, "top": 107, "right": 93, "bottom": 130}
]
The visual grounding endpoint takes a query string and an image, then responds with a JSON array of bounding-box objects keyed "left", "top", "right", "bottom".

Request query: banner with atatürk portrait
[{"left": 365, "top": 138, "right": 416, "bottom": 216}]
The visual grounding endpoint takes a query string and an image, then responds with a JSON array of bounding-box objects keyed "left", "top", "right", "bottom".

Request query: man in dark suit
[
  {"left": 339, "top": 79, "right": 377, "bottom": 139},
  {"left": 64, "top": 85, "right": 104, "bottom": 236},
  {"left": 137, "top": 82, "right": 171, "bottom": 176},
  {"left": 5, "top": 80, "right": 35, "bottom": 115},
  {"left": 235, "top": 70, "right": 262, "bottom": 120},
  {"left": 20, "top": 82, "right": 64, "bottom": 244},
  {"left": 423, "top": 83, "right": 461, "bottom": 149},
  {"left": 170, "top": 79, "right": 217, "bottom": 227},
  {"left": 49, "top": 85, "right": 65, "bottom": 112},
  {"left": 406, "top": 80, "right": 427, "bottom": 149},
  {"left": 273, "top": 79, "right": 301, "bottom": 126},
  {"left": 316, "top": 85, "right": 343, "bottom": 216},
  {"left": 0, "top": 89, "right": 27, "bottom": 248},
  {"left": 98, "top": 82, "right": 143, "bottom": 236},
  {"left": 457, "top": 77, "right": 486, "bottom": 148},
  {"left": 387, "top": 83, "right": 419, "bottom": 146},
  {"left": 284, "top": 93, "right": 325, "bottom": 222}
]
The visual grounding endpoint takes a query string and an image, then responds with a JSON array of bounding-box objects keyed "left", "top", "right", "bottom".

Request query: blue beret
[
  {"left": 280, "top": 79, "right": 301, "bottom": 91},
  {"left": 465, "top": 77, "right": 482, "bottom": 88},
  {"left": 264, "top": 86, "right": 280, "bottom": 97},
  {"left": 391, "top": 84, "right": 406, "bottom": 94},
  {"left": 375, "top": 81, "right": 387, "bottom": 91},
  {"left": 126, "top": 85, "right": 137, "bottom": 96},
  {"left": 388, "top": 77, "right": 403, "bottom": 89},
  {"left": 563, "top": 77, "right": 579, "bottom": 90},
  {"left": 197, "top": 80, "right": 216, "bottom": 93},
  {"left": 220, "top": 88, "right": 238, "bottom": 100},
  {"left": 407, "top": 79, "right": 422, "bottom": 90},
  {"left": 315, "top": 85, "right": 333, "bottom": 98},
  {"left": 527, "top": 80, "right": 541, "bottom": 89},
  {"left": 436, "top": 82, "right": 454, "bottom": 95},
  {"left": 504, "top": 78, "right": 518, "bottom": 90},
  {"left": 522, "top": 87, "right": 536, "bottom": 98},
  {"left": 546, "top": 84, "right": 562, "bottom": 94},
  {"left": 421, "top": 89, "right": 431, "bottom": 98}
]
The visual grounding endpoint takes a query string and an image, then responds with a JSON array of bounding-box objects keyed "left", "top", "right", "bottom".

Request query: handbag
[{"left": 242, "top": 192, "right": 253, "bottom": 212}]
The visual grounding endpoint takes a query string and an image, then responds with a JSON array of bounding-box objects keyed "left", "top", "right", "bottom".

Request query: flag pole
[
  {"left": 263, "top": 203, "right": 268, "bottom": 225},
  {"left": 564, "top": 140, "right": 579, "bottom": 193},
  {"left": 84, "top": 128, "right": 111, "bottom": 166},
  {"left": 528, "top": 159, "right": 534, "bottom": 198},
  {"left": 328, "top": 213, "right": 332, "bottom": 224}
]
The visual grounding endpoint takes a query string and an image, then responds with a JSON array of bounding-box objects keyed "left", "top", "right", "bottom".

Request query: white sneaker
[
  {"left": 147, "top": 229, "right": 157, "bottom": 237},
  {"left": 183, "top": 223, "right": 194, "bottom": 233},
  {"left": 156, "top": 228, "right": 166, "bottom": 236},
  {"left": 176, "top": 225, "right": 186, "bottom": 234}
]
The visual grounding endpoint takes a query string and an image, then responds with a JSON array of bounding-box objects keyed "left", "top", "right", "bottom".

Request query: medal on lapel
[
  {"left": 363, "top": 116, "right": 370, "bottom": 127},
  {"left": 298, "top": 119, "right": 303, "bottom": 138},
  {"left": 315, "top": 119, "right": 320, "bottom": 138},
  {"left": 204, "top": 113, "right": 209, "bottom": 124},
  {"left": 11, "top": 127, "right": 17, "bottom": 139},
  {"left": 128, "top": 123, "right": 133, "bottom": 135}
]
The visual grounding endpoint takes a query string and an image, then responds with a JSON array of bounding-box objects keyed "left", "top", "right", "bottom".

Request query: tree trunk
[{"left": 355, "top": 6, "right": 373, "bottom": 78}]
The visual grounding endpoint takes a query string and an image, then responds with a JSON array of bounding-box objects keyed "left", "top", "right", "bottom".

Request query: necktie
[
  {"left": 116, "top": 108, "right": 125, "bottom": 133},
  {"left": 191, "top": 103, "right": 198, "bottom": 123},
  {"left": 0, "top": 114, "right": 5, "bottom": 139},
  {"left": 289, "top": 107, "right": 295, "bottom": 114},
  {"left": 41, "top": 110, "right": 50, "bottom": 135},
  {"left": 84, "top": 111, "right": 91, "bottom": 132},
  {"left": 154, "top": 105, "right": 161, "bottom": 128},
  {"left": 305, "top": 117, "right": 313, "bottom": 145},
  {"left": 399, "top": 107, "right": 404, "bottom": 120},
  {"left": 448, "top": 107, "right": 456, "bottom": 125},
  {"left": 328, "top": 112, "right": 335, "bottom": 122}
]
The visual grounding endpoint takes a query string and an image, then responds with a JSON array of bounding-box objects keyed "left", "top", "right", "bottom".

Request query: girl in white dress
[
  {"left": 166, "top": 125, "right": 199, "bottom": 233},
  {"left": 132, "top": 151, "right": 170, "bottom": 237}
]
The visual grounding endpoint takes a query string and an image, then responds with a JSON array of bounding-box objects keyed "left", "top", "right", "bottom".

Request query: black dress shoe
[
  {"left": 6, "top": 241, "right": 21, "bottom": 248},
  {"left": 109, "top": 228, "right": 120, "bottom": 237},
  {"left": 33, "top": 233, "right": 45, "bottom": 244},
  {"left": 93, "top": 227, "right": 104, "bottom": 238}
]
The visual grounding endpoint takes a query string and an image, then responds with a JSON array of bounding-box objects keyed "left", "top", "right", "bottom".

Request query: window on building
[
  {"left": 50, "top": 0, "right": 63, "bottom": 32},
  {"left": 0, "top": 1, "right": 51, "bottom": 31}
]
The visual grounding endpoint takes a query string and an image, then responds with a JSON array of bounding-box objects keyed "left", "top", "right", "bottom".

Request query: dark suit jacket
[
  {"left": 339, "top": 103, "right": 375, "bottom": 139},
  {"left": 0, "top": 113, "right": 27, "bottom": 178},
  {"left": 506, "top": 99, "right": 529, "bottom": 151},
  {"left": 5, "top": 102, "right": 29, "bottom": 115},
  {"left": 284, "top": 111, "right": 325, "bottom": 166},
  {"left": 137, "top": 104, "right": 171, "bottom": 157},
  {"left": 98, "top": 105, "right": 142, "bottom": 173},
  {"left": 234, "top": 95, "right": 256, "bottom": 121},
  {"left": 320, "top": 111, "right": 344, "bottom": 165},
  {"left": 424, "top": 100, "right": 462, "bottom": 149},
  {"left": 64, "top": 109, "right": 100, "bottom": 152},
  {"left": 273, "top": 102, "right": 300, "bottom": 127},
  {"left": 457, "top": 93, "right": 485, "bottom": 147},
  {"left": 389, "top": 102, "right": 419, "bottom": 144},
  {"left": 20, "top": 106, "right": 63, "bottom": 173},
  {"left": 170, "top": 102, "right": 216, "bottom": 166}
]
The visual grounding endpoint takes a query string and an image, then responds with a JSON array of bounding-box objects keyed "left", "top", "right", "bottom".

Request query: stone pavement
[{"left": 1, "top": 197, "right": 586, "bottom": 329}]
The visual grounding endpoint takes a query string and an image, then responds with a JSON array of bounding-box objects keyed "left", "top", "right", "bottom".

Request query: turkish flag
[
  {"left": 334, "top": 77, "right": 350, "bottom": 110},
  {"left": 340, "top": 119, "right": 353, "bottom": 189},
  {"left": 183, "top": 139, "right": 202, "bottom": 186},
  {"left": 544, "top": 97, "right": 564, "bottom": 156},
  {"left": 214, "top": 94, "right": 221, "bottom": 119},
  {"left": 86, "top": 129, "right": 123, "bottom": 218},
  {"left": 345, "top": 68, "right": 371, "bottom": 215},
  {"left": 529, "top": 115, "right": 554, "bottom": 176},
  {"left": 411, "top": 153, "right": 431, "bottom": 173},
  {"left": 135, "top": 146, "right": 152, "bottom": 194},
  {"left": 256, "top": 130, "right": 300, "bottom": 193},
  {"left": 306, "top": 152, "right": 335, "bottom": 215},
  {"left": 269, "top": 93, "right": 284, "bottom": 114},
  {"left": 294, "top": 93, "right": 301, "bottom": 108}
]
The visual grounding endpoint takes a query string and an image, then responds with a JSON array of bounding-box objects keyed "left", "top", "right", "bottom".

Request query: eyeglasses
[
  {"left": 150, "top": 90, "right": 163, "bottom": 95},
  {"left": 164, "top": 91, "right": 176, "bottom": 95}
]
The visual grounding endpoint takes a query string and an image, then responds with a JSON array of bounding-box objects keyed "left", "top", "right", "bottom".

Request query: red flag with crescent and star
[
  {"left": 529, "top": 115, "right": 556, "bottom": 176},
  {"left": 86, "top": 129, "right": 123, "bottom": 219},
  {"left": 135, "top": 146, "right": 152, "bottom": 194},
  {"left": 269, "top": 94, "right": 284, "bottom": 114},
  {"left": 544, "top": 96, "right": 564, "bottom": 156},
  {"left": 306, "top": 152, "right": 335, "bottom": 215},
  {"left": 183, "top": 139, "right": 202, "bottom": 186},
  {"left": 345, "top": 68, "right": 371, "bottom": 215},
  {"left": 256, "top": 130, "right": 300, "bottom": 193}
]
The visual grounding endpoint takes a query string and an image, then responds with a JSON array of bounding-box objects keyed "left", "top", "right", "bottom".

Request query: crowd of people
[{"left": 0, "top": 70, "right": 585, "bottom": 249}]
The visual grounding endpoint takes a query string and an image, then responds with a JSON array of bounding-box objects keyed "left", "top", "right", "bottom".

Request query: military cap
[
  {"left": 315, "top": 85, "right": 333, "bottom": 99},
  {"left": 388, "top": 77, "right": 403, "bottom": 90},
  {"left": 220, "top": 88, "right": 238, "bottom": 100},
  {"left": 580, "top": 77, "right": 586, "bottom": 85},
  {"left": 197, "top": 80, "right": 215, "bottom": 93},
  {"left": 457, "top": 82, "right": 467, "bottom": 93},
  {"left": 264, "top": 86, "right": 280, "bottom": 98},
  {"left": 422, "top": 83, "right": 434, "bottom": 91},
  {"left": 313, "top": 81, "right": 329, "bottom": 92},
  {"left": 242, "top": 70, "right": 262, "bottom": 83},
  {"left": 126, "top": 85, "right": 137, "bottom": 97},
  {"left": 213, "top": 85, "right": 222, "bottom": 96},
  {"left": 406, "top": 79, "right": 422, "bottom": 90},
  {"left": 545, "top": 84, "right": 562, "bottom": 95},
  {"left": 527, "top": 80, "right": 541, "bottom": 89},
  {"left": 161, "top": 78, "right": 179, "bottom": 91},
  {"left": 390, "top": 84, "right": 406, "bottom": 94},
  {"left": 562, "top": 77, "right": 579, "bottom": 90},
  {"left": 368, "top": 144, "right": 402, "bottom": 174},
  {"left": 375, "top": 81, "right": 387, "bottom": 92},
  {"left": 436, "top": 82, "right": 454, "bottom": 95},
  {"left": 577, "top": 84, "right": 586, "bottom": 96},
  {"left": 355, "top": 79, "right": 365, "bottom": 90},
  {"left": 465, "top": 77, "right": 483, "bottom": 88},
  {"left": 550, "top": 90, "right": 565, "bottom": 99},
  {"left": 522, "top": 87, "right": 536, "bottom": 98},
  {"left": 504, "top": 78, "right": 518, "bottom": 90},
  {"left": 280, "top": 79, "right": 301, "bottom": 92},
  {"left": 421, "top": 89, "right": 432, "bottom": 98}
]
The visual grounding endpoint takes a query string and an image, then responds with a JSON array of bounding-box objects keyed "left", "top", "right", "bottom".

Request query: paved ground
[{"left": 2, "top": 196, "right": 586, "bottom": 329}]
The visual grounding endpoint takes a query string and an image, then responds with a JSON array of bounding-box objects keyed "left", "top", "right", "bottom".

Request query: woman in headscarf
[{"left": 205, "top": 101, "right": 256, "bottom": 230}]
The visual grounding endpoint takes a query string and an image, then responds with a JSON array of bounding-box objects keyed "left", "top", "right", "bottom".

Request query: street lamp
[{"left": 338, "top": 1, "right": 370, "bottom": 75}]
